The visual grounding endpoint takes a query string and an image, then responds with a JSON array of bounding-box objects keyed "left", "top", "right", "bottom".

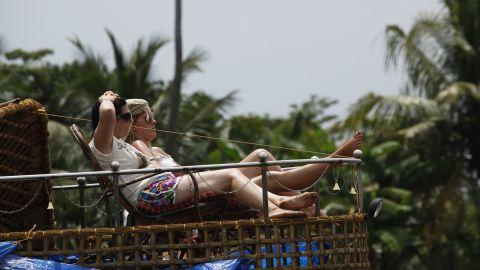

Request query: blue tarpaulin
[
  {"left": 188, "top": 241, "right": 331, "bottom": 270},
  {"left": 187, "top": 258, "right": 249, "bottom": 270},
  {"left": 0, "top": 241, "right": 95, "bottom": 270},
  {"left": 1, "top": 239, "right": 330, "bottom": 270}
]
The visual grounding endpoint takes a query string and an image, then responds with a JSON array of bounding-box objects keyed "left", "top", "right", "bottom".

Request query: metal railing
[{"left": 0, "top": 154, "right": 363, "bottom": 228}]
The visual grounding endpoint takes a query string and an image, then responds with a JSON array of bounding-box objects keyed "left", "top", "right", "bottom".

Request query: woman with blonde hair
[{"left": 127, "top": 98, "right": 362, "bottom": 196}]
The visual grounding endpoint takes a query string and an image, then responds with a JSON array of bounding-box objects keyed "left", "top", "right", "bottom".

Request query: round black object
[{"left": 368, "top": 198, "right": 383, "bottom": 220}]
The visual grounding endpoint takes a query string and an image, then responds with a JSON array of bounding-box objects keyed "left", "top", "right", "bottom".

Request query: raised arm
[{"left": 93, "top": 91, "right": 117, "bottom": 154}]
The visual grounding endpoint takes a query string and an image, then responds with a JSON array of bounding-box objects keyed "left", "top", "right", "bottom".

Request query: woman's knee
[{"left": 251, "top": 149, "right": 274, "bottom": 160}]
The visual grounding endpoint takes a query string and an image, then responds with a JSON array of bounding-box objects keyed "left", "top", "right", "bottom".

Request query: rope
[
  {"left": 352, "top": 166, "right": 361, "bottom": 212},
  {"left": 0, "top": 182, "right": 43, "bottom": 214},
  {"left": 266, "top": 164, "right": 331, "bottom": 192},
  {"left": 17, "top": 224, "right": 36, "bottom": 243},
  {"left": 59, "top": 182, "right": 111, "bottom": 209},
  {"left": 32, "top": 110, "right": 351, "bottom": 158},
  {"left": 94, "top": 204, "right": 107, "bottom": 216}
]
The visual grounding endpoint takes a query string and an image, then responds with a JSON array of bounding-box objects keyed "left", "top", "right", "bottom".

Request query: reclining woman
[
  {"left": 89, "top": 91, "right": 317, "bottom": 219},
  {"left": 126, "top": 99, "right": 362, "bottom": 197}
]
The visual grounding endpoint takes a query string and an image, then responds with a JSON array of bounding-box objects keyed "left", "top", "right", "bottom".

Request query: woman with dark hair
[{"left": 89, "top": 91, "right": 316, "bottom": 219}]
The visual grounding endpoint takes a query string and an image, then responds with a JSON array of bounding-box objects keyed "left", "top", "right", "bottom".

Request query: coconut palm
[
  {"left": 165, "top": 0, "right": 184, "bottom": 154},
  {"left": 384, "top": 0, "right": 480, "bottom": 98},
  {"left": 335, "top": 1, "right": 480, "bottom": 268},
  {"left": 104, "top": 30, "right": 169, "bottom": 101},
  {"left": 337, "top": 83, "right": 480, "bottom": 270}
]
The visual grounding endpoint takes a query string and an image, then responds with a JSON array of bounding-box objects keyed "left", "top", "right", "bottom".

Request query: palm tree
[
  {"left": 105, "top": 30, "right": 169, "bottom": 101},
  {"left": 335, "top": 1, "right": 480, "bottom": 268},
  {"left": 382, "top": 0, "right": 480, "bottom": 208},
  {"left": 165, "top": 0, "right": 184, "bottom": 154},
  {"left": 70, "top": 30, "right": 170, "bottom": 103},
  {"left": 384, "top": 1, "right": 480, "bottom": 98}
]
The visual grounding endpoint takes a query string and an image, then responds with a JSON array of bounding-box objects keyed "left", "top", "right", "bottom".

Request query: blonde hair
[{"left": 126, "top": 99, "right": 154, "bottom": 122}]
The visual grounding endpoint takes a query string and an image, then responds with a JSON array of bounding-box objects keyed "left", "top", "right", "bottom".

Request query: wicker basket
[
  {"left": 0, "top": 214, "right": 370, "bottom": 269},
  {"left": 0, "top": 99, "right": 54, "bottom": 232}
]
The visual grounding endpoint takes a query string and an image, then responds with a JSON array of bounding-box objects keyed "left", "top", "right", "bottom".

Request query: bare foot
[
  {"left": 332, "top": 131, "right": 362, "bottom": 158},
  {"left": 300, "top": 205, "right": 328, "bottom": 217},
  {"left": 269, "top": 209, "right": 306, "bottom": 219},
  {"left": 300, "top": 205, "right": 316, "bottom": 217},
  {"left": 278, "top": 192, "right": 318, "bottom": 210}
]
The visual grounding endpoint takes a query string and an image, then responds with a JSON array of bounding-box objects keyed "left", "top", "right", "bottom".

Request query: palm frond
[
  {"left": 436, "top": 81, "right": 480, "bottom": 103},
  {"left": 181, "top": 47, "right": 208, "bottom": 81},
  {"left": 105, "top": 29, "right": 125, "bottom": 75},
  {"left": 132, "top": 35, "right": 169, "bottom": 93},
  {"left": 404, "top": 14, "right": 449, "bottom": 97},
  {"left": 385, "top": 25, "right": 406, "bottom": 69},
  {"left": 386, "top": 13, "right": 451, "bottom": 98},
  {"left": 69, "top": 37, "right": 92, "bottom": 58},
  {"left": 398, "top": 118, "right": 440, "bottom": 141},
  {"left": 336, "top": 93, "right": 440, "bottom": 139},
  {"left": 332, "top": 92, "right": 381, "bottom": 133},
  {"left": 68, "top": 37, "right": 111, "bottom": 99},
  {"left": 182, "top": 90, "right": 238, "bottom": 131}
]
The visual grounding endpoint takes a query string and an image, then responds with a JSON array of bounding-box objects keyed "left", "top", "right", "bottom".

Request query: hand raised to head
[{"left": 99, "top": 90, "right": 118, "bottom": 102}]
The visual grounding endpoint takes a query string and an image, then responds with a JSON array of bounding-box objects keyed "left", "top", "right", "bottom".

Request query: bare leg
[
  {"left": 238, "top": 149, "right": 282, "bottom": 178},
  {"left": 174, "top": 169, "right": 316, "bottom": 218},
  {"left": 239, "top": 150, "right": 319, "bottom": 215},
  {"left": 252, "top": 131, "right": 362, "bottom": 193}
]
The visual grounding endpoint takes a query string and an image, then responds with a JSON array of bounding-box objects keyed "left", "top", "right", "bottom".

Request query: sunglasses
[{"left": 116, "top": 112, "right": 132, "bottom": 122}]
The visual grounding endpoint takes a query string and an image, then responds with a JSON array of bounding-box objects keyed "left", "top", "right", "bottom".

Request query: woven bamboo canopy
[
  {"left": 0, "top": 214, "right": 370, "bottom": 269},
  {"left": 0, "top": 99, "right": 54, "bottom": 233}
]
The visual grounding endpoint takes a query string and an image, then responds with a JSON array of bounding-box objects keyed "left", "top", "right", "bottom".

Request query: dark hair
[{"left": 91, "top": 96, "right": 127, "bottom": 132}]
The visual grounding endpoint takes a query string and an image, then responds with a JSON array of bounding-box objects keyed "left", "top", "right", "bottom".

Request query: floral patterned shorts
[{"left": 137, "top": 173, "right": 178, "bottom": 207}]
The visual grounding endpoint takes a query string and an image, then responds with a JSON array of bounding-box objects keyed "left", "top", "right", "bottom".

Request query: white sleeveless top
[
  {"left": 151, "top": 155, "right": 178, "bottom": 168},
  {"left": 89, "top": 137, "right": 157, "bottom": 204}
]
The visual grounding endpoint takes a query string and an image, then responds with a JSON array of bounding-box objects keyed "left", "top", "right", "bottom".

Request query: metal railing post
[
  {"left": 77, "top": 177, "right": 86, "bottom": 228},
  {"left": 353, "top": 149, "right": 363, "bottom": 212},
  {"left": 310, "top": 156, "right": 322, "bottom": 217},
  {"left": 259, "top": 152, "right": 273, "bottom": 268},
  {"left": 110, "top": 161, "right": 121, "bottom": 227},
  {"left": 259, "top": 152, "right": 269, "bottom": 219}
]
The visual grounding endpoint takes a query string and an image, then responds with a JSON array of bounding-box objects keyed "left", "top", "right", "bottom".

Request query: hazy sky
[{"left": 0, "top": 0, "right": 442, "bottom": 117}]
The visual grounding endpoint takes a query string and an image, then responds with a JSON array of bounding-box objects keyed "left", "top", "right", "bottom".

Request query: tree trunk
[{"left": 166, "top": 0, "right": 183, "bottom": 154}]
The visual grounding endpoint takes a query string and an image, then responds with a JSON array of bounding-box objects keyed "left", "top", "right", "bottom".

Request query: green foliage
[
  {"left": 226, "top": 96, "right": 336, "bottom": 161},
  {"left": 334, "top": 1, "right": 480, "bottom": 268},
  {"left": 4, "top": 48, "right": 53, "bottom": 62}
]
